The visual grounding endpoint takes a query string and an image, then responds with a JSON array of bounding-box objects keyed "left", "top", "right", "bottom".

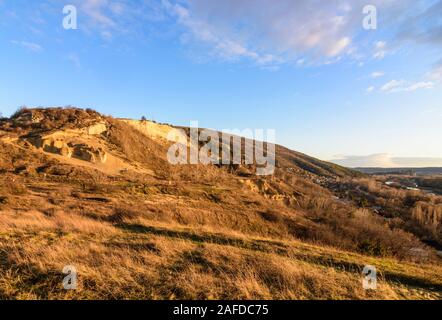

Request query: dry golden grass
[
  {"left": 0, "top": 170, "right": 441, "bottom": 300},
  {"left": 0, "top": 208, "right": 441, "bottom": 300},
  {"left": 1, "top": 108, "right": 441, "bottom": 300}
]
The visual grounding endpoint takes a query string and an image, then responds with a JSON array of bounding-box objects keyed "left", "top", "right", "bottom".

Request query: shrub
[
  {"left": 357, "top": 239, "right": 390, "bottom": 256},
  {"left": 11, "top": 106, "right": 29, "bottom": 119}
]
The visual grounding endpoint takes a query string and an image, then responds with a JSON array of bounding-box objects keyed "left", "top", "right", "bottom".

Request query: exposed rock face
[
  {"left": 26, "top": 122, "right": 108, "bottom": 164},
  {"left": 72, "top": 144, "right": 107, "bottom": 163},
  {"left": 120, "top": 119, "right": 187, "bottom": 142},
  {"left": 85, "top": 122, "right": 107, "bottom": 135},
  {"left": 43, "top": 140, "right": 73, "bottom": 158},
  {"left": 28, "top": 137, "right": 72, "bottom": 157}
]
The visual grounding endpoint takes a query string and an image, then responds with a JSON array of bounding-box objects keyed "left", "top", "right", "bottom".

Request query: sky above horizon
[{"left": 1, "top": 0, "right": 442, "bottom": 167}]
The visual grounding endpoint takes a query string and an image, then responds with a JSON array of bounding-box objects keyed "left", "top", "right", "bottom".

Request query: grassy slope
[
  {"left": 1, "top": 208, "right": 440, "bottom": 300},
  {"left": 0, "top": 174, "right": 440, "bottom": 300},
  {"left": 0, "top": 108, "right": 441, "bottom": 300}
]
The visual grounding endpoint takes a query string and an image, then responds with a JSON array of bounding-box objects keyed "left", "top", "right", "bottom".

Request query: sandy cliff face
[
  {"left": 0, "top": 113, "right": 159, "bottom": 175},
  {"left": 119, "top": 119, "right": 188, "bottom": 142},
  {"left": 26, "top": 122, "right": 109, "bottom": 163},
  {"left": 25, "top": 123, "right": 109, "bottom": 164}
]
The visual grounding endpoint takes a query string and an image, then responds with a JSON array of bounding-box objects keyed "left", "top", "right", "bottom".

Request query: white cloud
[
  {"left": 19, "top": 0, "right": 439, "bottom": 73},
  {"left": 373, "top": 51, "right": 385, "bottom": 60},
  {"left": 366, "top": 86, "right": 375, "bottom": 93},
  {"left": 163, "top": 0, "right": 273, "bottom": 64},
  {"left": 381, "top": 79, "right": 434, "bottom": 93},
  {"left": 375, "top": 41, "right": 386, "bottom": 49},
  {"left": 326, "top": 37, "right": 351, "bottom": 57},
  {"left": 371, "top": 71, "right": 385, "bottom": 78},
  {"left": 11, "top": 40, "right": 43, "bottom": 52},
  {"left": 404, "top": 81, "right": 435, "bottom": 91},
  {"left": 381, "top": 79, "right": 405, "bottom": 92},
  {"left": 27, "top": 0, "right": 437, "bottom": 73},
  {"left": 373, "top": 41, "right": 387, "bottom": 60},
  {"left": 70, "top": 0, "right": 165, "bottom": 39}
]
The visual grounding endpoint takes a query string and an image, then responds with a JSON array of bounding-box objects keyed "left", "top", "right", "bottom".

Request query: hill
[
  {"left": 0, "top": 107, "right": 441, "bottom": 299},
  {"left": 355, "top": 167, "right": 442, "bottom": 176}
]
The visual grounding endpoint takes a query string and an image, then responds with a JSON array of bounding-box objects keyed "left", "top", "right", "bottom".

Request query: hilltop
[{"left": 0, "top": 107, "right": 441, "bottom": 299}]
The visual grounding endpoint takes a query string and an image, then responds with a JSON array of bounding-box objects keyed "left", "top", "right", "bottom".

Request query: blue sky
[{"left": 1, "top": 0, "right": 442, "bottom": 167}]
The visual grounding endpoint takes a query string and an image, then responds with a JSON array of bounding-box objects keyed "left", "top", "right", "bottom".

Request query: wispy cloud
[
  {"left": 8, "top": 0, "right": 442, "bottom": 73},
  {"left": 11, "top": 40, "right": 43, "bottom": 52},
  {"left": 381, "top": 80, "right": 406, "bottom": 92},
  {"left": 426, "top": 60, "right": 442, "bottom": 81},
  {"left": 77, "top": 0, "right": 117, "bottom": 28},
  {"left": 396, "top": 0, "right": 442, "bottom": 47},
  {"left": 381, "top": 79, "right": 435, "bottom": 93},
  {"left": 162, "top": 0, "right": 414, "bottom": 66},
  {"left": 404, "top": 81, "right": 435, "bottom": 91},
  {"left": 162, "top": 0, "right": 276, "bottom": 65},
  {"left": 371, "top": 71, "right": 385, "bottom": 78},
  {"left": 373, "top": 41, "right": 387, "bottom": 60},
  {"left": 69, "top": 0, "right": 163, "bottom": 40}
]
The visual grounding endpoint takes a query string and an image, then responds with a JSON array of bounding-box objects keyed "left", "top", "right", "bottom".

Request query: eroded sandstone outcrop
[
  {"left": 72, "top": 144, "right": 107, "bottom": 163},
  {"left": 26, "top": 121, "right": 108, "bottom": 164},
  {"left": 84, "top": 122, "right": 107, "bottom": 136}
]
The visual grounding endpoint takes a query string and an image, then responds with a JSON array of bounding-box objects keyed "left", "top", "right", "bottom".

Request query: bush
[
  {"left": 357, "top": 239, "right": 390, "bottom": 256},
  {"left": 11, "top": 106, "right": 29, "bottom": 119}
]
